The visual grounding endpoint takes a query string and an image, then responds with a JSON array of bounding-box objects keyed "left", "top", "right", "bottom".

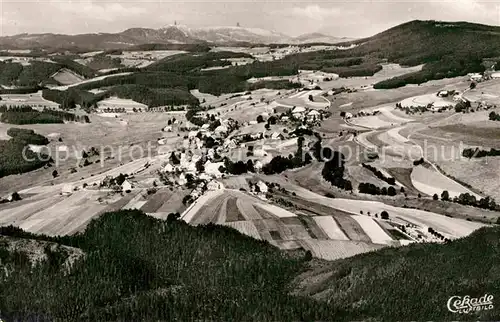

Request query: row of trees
[
  {"left": 222, "top": 158, "right": 256, "bottom": 175},
  {"left": 262, "top": 136, "right": 312, "bottom": 175},
  {"left": 321, "top": 150, "right": 353, "bottom": 191},
  {"left": 7, "top": 128, "right": 49, "bottom": 145},
  {"left": 0, "top": 105, "right": 89, "bottom": 124},
  {"left": 462, "top": 147, "right": 500, "bottom": 159},
  {"left": 434, "top": 190, "right": 497, "bottom": 211},
  {"left": 361, "top": 163, "right": 396, "bottom": 185},
  {"left": 358, "top": 183, "right": 398, "bottom": 196}
]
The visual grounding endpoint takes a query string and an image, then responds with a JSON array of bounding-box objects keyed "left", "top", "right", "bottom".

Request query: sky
[{"left": 1, "top": 0, "right": 500, "bottom": 38}]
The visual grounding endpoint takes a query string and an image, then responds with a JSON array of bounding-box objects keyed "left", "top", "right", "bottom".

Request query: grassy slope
[
  {"left": 362, "top": 20, "right": 499, "bottom": 87},
  {"left": 0, "top": 209, "right": 498, "bottom": 320},
  {"left": 294, "top": 224, "right": 500, "bottom": 320}
]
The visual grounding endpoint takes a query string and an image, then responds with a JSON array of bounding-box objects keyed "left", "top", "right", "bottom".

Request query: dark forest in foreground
[{"left": 0, "top": 209, "right": 499, "bottom": 321}]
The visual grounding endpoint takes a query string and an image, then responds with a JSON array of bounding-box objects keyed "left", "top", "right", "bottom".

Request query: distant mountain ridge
[{"left": 0, "top": 25, "right": 351, "bottom": 50}]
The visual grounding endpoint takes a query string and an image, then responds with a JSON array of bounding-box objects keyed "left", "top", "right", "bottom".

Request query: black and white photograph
[{"left": 0, "top": 0, "right": 499, "bottom": 320}]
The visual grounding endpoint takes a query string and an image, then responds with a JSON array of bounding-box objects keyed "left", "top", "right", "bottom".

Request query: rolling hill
[
  {"left": 0, "top": 25, "right": 349, "bottom": 50},
  {"left": 279, "top": 20, "right": 500, "bottom": 87}
]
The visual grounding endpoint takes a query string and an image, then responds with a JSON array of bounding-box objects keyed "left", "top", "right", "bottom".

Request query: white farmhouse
[
  {"left": 62, "top": 184, "right": 74, "bottom": 195},
  {"left": 256, "top": 181, "right": 268, "bottom": 194},
  {"left": 253, "top": 148, "right": 267, "bottom": 157},
  {"left": 254, "top": 160, "right": 263, "bottom": 171},
  {"left": 214, "top": 125, "right": 228, "bottom": 135},
  {"left": 307, "top": 109, "right": 321, "bottom": 121},
  {"left": 207, "top": 180, "right": 221, "bottom": 190},
  {"left": 292, "top": 106, "right": 306, "bottom": 114},
  {"left": 121, "top": 180, "right": 133, "bottom": 191},
  {"left": 163, "top": 163, "right": 174, "bottom": 173},
  {"left": 223, "top": 139, "right": 237, "bottom": 149},
  {"left": 178, "top": 173, "right": 187, "bottom": 186},
  {"left": 270, "top": 132, "right": 284, "bottom": 140},
  {"left": 468, "top": 73, "right": 483, "bottom": 81}
]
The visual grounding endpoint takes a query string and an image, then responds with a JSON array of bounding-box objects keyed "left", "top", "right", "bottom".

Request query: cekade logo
[{"left": 447, "top": 294, "right": 494, "bottom": 314}]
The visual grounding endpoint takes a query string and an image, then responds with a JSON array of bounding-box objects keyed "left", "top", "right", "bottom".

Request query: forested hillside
[
  {"left": 0, "top": 105, "right": 88, "bottom": 124},
  {"left": 0, "top": 60, "right": 93, "bottom": 87},
  {"left": 360, "top": 20, "right": 499, "bottom": 87},
  {"left": 0, "top": 127, "right": 51, "bottom": 177},
  {"left": 0, "top": 209, "right": 498, "bottom": 320}
]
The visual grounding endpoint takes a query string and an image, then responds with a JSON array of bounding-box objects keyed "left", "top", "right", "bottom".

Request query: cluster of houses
[
  {"left": 162, "top": 152, "right": 224, "bottom": 183},
  {"left": 286, "top": 106, "right": 322, "bottom": 122},
  {"left": 469, "top": 71, "right": 500, "bottom": 82}
]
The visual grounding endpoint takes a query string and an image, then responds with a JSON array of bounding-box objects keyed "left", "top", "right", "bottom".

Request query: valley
[{"left": 1, "top": 17, "right": 500, "bottom": 321}]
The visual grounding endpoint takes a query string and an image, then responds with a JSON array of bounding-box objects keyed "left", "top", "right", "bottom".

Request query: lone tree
[
  {"left": 470, "top": 82, "right": 477, "bottom": 90},
  {"left": 433, "top": 193, "right": 439, "bottom": 200},
  {"left": 52, "top": 170, "right": 58, "bottom": 178},
  {"left": 441, "top": 190, "right": 450, "bottom": 201},
  {"left": 308, "top": 95, "right": 313, "bottom": 102},
  {"left": 304, "top": 250, "right": 313, "bottom": 261},
  {"left": 11, "top": 192, "right": 22, "bottom": 201},
  {"left": 381, "top": 211, "right": 389, "bottom": 220}
]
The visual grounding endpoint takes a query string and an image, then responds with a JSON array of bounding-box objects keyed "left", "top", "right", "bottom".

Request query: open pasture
[
  {"left": 325, "top": 76, "right": 467, "bottom": 119},
  {"left": 97, "top": 96, "right": 148, "bottom": 111},
  {"left": 52, "top": 68, "right": 85, "bottom": 85},
  {"left": 347, "top": 165, "right": 393, "bottom": 188},
  {"left": 259, "top": 175, "right": 487, "bottom": 239},
  {"left": 437, "top": 158, "right": 500, "bottom": 202},
  {"left": 277, "top": 90, "right": 330, "bottom": 109},
  {"left": 312, "top": 216, "right": 349, "bottom": 240},
  {"left": 348, "top": 106, "right": 413, "bottom": 130},
  {"left": 297, "top": 239, "right": 385, "bottom": 261},
  {"left": 400, "top": 93, "right": 454, "bottom": 108},
  {"left": 179, "top": 187, "right": 404, "bottom": 260},
  {"left": 0, "top": 90, "right": 59, "bottom": 108},
  {"left": 411, "top": 164, "right": 482, "bottom": 199},
  {"left": 0, "top": 189, "right": 108, "bottom": 236},
  {"left": 51, "top": 72, "right": 133, "bottom": 91},
  {"left": 351, "top": 215, "right": 393, "bottom": 245},
  {"left": 109, "top": 50, "right": 186, "bottom": 68},
  {"left": 463, "top": 79, "right": 500, "bottom": 105}
]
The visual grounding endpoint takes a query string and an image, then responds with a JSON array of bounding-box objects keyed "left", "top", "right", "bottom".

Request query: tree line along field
[
  {"left": 0, "top": 209, "right": 499, "bottom": 321},
  {"left": 4, "top": 20, "right": 499, "bottom": 110}
]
